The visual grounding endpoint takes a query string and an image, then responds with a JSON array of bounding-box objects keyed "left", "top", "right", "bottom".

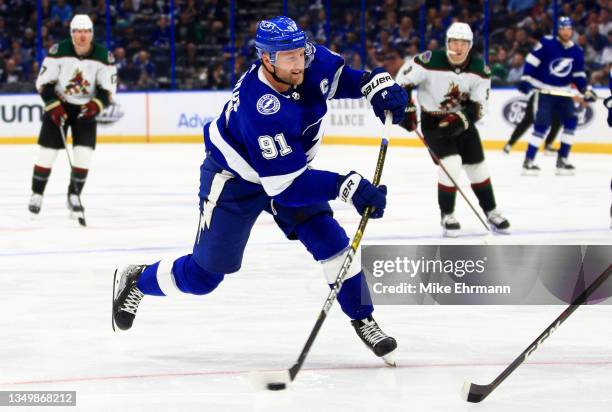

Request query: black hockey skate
[
  {"left": 521, "top": 159, "right": 540, "bottom": 176},
  {"left": 28, "top": 193, "right": 43, "bottom": 215},
  {"left": 441, "top": 213, "right": 460, "bottom": 238},
  {"left": 555, "top": 156, "right": 575, "bottom": 176},
  {"left": 351, "top": 316, "right": 397, "bottom": 366},
  {"left": 112, "top": 265, "right": 147, "bottom": 331},
  {"left": 486, "top": 209, "right": 510, "bottom": 234}
]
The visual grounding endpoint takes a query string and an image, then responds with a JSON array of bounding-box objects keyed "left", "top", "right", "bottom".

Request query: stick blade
[
  {"left": 462, "top": 381, "right": 490, "bottom": 403},
  {"left": 248, "top": 370, "right": 292, "bottom": 391}
]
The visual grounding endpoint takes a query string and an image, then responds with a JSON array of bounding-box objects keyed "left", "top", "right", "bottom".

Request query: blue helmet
[
  {"left": 558, "top": 16, "right": 573, "bottom": 29},
  {"left": 255, "top": 16, "right": 314, "bottom": 66}
]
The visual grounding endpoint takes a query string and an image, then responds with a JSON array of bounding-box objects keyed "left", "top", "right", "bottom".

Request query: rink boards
[{"left": 0, "top": 89, "right": 610, "bottom": 153}]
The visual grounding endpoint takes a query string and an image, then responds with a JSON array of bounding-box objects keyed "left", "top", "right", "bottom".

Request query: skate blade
[
  {"left": 489, "top": 225, "right": 511, "bottom": 235},
  {"left": 442, "top": 228, "right": 460, "bottom": 238},
  {"left": 382, "top": 350, "right": 397, "bottom": 367},
  {"left": 69, "top": 211, "right": 87, "bottom": 226},
  {"left": 112, "top": 269, "right": 119, "bottom": 332},
  {"left": 555, "top": 169, "right": 575, "bottom": 176},
  {"left": 521, "top": 169, "right": 539, "bottom": 176}
]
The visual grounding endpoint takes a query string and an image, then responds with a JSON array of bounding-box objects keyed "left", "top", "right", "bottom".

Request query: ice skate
[
  {"left": 555, "top": 157, "right": 575, "bottom": 176},
  {"left": 521, "top": 159, "right": 540, "bottom": 176},
  {"left": 351, "top": 316, "right": 397, "bottom": 366},
  {"left": 112, "top": 265, "right": 147, "bottom": 331},
  {"left": 486, "top": 209, "right": 510, "bottom": 234},
  {"left": 28, "top": 193, "right": 43, "bottom": 215},
  {"left": 67, "top": 193, "right": 85, "bottom": 219},
  {"left": 441, "top": 213, "right": 460, "bottom": 237}
]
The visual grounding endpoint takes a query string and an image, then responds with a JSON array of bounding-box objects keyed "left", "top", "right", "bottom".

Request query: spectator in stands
[
  {"left": 151, "top": 15, "right": 171, "bottom": 47},
  {"left": 135, "top": 0, "right": 159, "bottom": 24},
  {"left": 0, "top": 57, "right": 23, "bottom": 84},
  {"left": 133, "top": 51, "right": 156, "bottom": 79},
  {"left": 585, "top": 21, "right": 608, "bottom": 53},
  {"left": 116, "top": 0, "right": 136, "bottom": 26},
  {"left": 50, "top": 0, "right": 73, "bottom": 26},
  {"left": 506, "top": 52, "right": 525, "bottom": 84},
  {"left": 208, "top": 63, "right": 227, "bottom": 90}
]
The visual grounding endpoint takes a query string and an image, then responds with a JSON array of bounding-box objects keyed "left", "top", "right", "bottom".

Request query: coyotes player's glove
[
  {"left": 360, "top": 67, "right": 408, "bottom": 124},
  {"left": 338, "top": 171, "right": 387, "bottom": 219},
  {"left": 438, "top": 111, "right": 469, "bottom": 137},
  {"left": 400, "top": 100, "right": 418, "bottom": 131},
  {"left": 582, "top": 87, "right": 597, "bottom": 103},
  {"left": 79, "top": 99, "right": 104, "bottom": 119},
  {"left": 45, "top": 100, "right": 67, "bottom": 127}
]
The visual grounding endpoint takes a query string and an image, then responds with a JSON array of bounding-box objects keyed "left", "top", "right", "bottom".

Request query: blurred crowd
[{"left": 0, "top": 0, "right": 610, "bottom": 93}]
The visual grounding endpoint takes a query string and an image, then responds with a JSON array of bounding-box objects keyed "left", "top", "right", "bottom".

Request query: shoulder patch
[
  {"left": 256, "top": 94, "right": 281, "bottom": 115},
  {"left": 49, "top": 43, "right": 59, "bottom": 55},
  {"left": 419, "top": 51, "right": 432, "bottom": 63}
]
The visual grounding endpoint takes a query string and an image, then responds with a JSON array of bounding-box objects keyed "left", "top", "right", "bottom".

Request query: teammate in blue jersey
[
  {"left": 112, "top": 16, "right": 408, "bottom": 364},
  {"left": 518, "top": 16, "right": 597, "bottom": 176}
]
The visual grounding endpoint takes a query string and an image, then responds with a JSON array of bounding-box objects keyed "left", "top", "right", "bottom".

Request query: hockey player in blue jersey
[
  {"left": 518, "top": 16, "right": 597, "bottom": 176},
  {"left": 112, "top": 16, "right": 408, "bottom": 364}
]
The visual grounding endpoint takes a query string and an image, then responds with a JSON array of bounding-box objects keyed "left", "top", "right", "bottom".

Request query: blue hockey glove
[
  {"left": 604, "top": 95, "right": 612, "bottom": 127},
  {"left": 360, "top": 67, "right": 408, "bottom": 124},
  {"left": 517, "top": 80, "right": 532, "bottom": 95},
  {"left": 338, "top": 171, "right": 387, "bottom": 218}
]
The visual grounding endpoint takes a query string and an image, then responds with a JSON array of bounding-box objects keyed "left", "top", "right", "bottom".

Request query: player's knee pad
[
  {"left": 35, "top": 146, "right": 60, "bottom": 168},
  {"left": 463, "top": 161, "right": 490, "bottom": 184},
  {"left": 560, "top": 129, "right": 575, "bottom": 145},
  {"left": 72, "top": 145, "right": 94, "bottom": 169},
  {"left": 438, "top": 154, "right": 462, "bottom": 187},
  {"left": 157, "top": 255, "right": 224, "bottom": 296},
  {"left": 295, "top": 213, "right": 349, "bottom": 261}
]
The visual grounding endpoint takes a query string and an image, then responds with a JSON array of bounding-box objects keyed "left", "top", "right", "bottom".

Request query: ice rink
[{"left": 1, "top": 143, "right": 611, "bottom": 411}]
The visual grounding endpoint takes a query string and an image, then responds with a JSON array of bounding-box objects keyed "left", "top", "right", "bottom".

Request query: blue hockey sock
[
  {"left": 526, "top": 144, "right": 539, "bottom": 160},
  {"left": 559, "top": 142, "right": 571, "bottom": 158},
  {"left": 138, "top": 262, "right": 164, "bottom": 296},
  {"left": 332, "top": 271, "right": 374, "bottom": 320}
]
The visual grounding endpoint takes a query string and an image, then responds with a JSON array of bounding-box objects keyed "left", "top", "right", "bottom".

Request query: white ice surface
[{"left": 1, "top": 144, "right": 611, "bottom": 411}]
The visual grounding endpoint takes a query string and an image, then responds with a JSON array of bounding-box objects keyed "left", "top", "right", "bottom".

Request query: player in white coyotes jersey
[
  {"left": 28, "top": 14, "right": 117, "bottom": 221},
  {"left": 394, "top": 22, "right": 510, "bottom": 237}
]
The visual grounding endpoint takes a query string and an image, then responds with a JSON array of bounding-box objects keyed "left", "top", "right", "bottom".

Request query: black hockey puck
[{"left": 267, "top": 382, "right": 286, "bottom": 391}]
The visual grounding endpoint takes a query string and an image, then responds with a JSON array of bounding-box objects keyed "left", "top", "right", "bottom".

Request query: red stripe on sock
[
  {"left": 71, "top": 167, "right": 89, "bottom": 174},
  {"left": 34, "top": 165, "right": 51, "bottom": 173},
  {"left": 471, "top": 178, "right": 491, "bottom": 189},
  {"left": 438, "top": 183, "right": 457, "bottom": 193}
]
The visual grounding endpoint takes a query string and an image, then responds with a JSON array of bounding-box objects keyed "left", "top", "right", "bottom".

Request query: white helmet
[
  {"left": 446, "top": 22, "right": 472, "bottom": 61},
  {"left": 70, "top": 14, "right": 94, "bottom": 33}
]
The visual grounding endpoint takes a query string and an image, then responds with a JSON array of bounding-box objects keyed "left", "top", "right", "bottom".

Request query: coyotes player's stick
[
  {"left": 463, "top": 263, "right": 612, "bottom": 403},
  {"left": 414, "top": 127, "right": 490, "bottom": 233},
  {"left": 59, "top": 119, "right": 87, "bottom": 227},
  {"left": 251, "top": 114, "right": 392, "bottom": 391}
]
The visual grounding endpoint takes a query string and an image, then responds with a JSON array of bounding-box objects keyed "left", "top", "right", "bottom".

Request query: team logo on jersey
[
  {"left": 419, "top": 51, "right": 432, "bottom": 63},
  {"left": 256, "top": 94, "right": 281, "bottom": 115},
  {"left": 549, "top": 58, "right": 573, "bottom": 78},
  {"left": 64, "top": 69, "right": 91, "bottom": 96},
  {"left": 439, "top": 82, "right": 468, "bottom": 111},
  {"left": 320, "top": 78, "right": 329, "bottom": 95},
  {"left": 502, "top": 96, "right": 593, "bottom": 128}
]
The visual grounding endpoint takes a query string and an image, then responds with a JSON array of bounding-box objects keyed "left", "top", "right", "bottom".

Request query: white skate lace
[
  {"left": 121, "top": 287, "right": 144, "bottom": 315},
  {"left": 359, "top": 321, "right": 388, "bottom": 346}
]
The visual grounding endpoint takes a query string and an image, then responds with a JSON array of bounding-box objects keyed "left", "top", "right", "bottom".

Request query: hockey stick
[
  {"left": 413, "top": 127, "right": 490, "bottom": 233},
  {"left": 59, "top": 119, "right": 87, "bottom": 227},
  {"left": 252, "top": 114, "right": 391, "bottom": 391},
  {"left": 463, "top": 262, "right": 612, "bottom": 403},
  {"left": 537, "top": 88, "right": 604, "bottom": 100}
]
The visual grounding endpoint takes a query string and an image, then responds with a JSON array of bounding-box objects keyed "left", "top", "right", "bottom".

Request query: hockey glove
[
  {"left": 360, "top": 67, "right": 408, "bottom": 124},
  {"left": 79, "top": 99, "right": 104, "bottom": 119},
  {"left": 582, "top": 87, "right": 597, "bottom": 103},
  {"left": 517, "top": 80, "right": 532, "bottom": 95},
  {"left": 438, "top": 111, "right": 469, "bottom": 137},
  {"left": 45, "top": 100, "right": 67, "bottom": 127},
  {"left": 399, "top": 101, "right": 418, "bottom": 131},
  {"left": 338, "top": 171, "right": 387, "bottom": 219},
  {"left": 604, "top": 95, "right": 612, "bottom": 127}
]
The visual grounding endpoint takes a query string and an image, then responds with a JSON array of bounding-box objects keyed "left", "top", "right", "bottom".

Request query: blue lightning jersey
[
  {"left": 522, "top": 35, "right": 587, "bottom": 92},
  {"left": 203, "top": 44, "right": 363, "bottom": 199}
]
